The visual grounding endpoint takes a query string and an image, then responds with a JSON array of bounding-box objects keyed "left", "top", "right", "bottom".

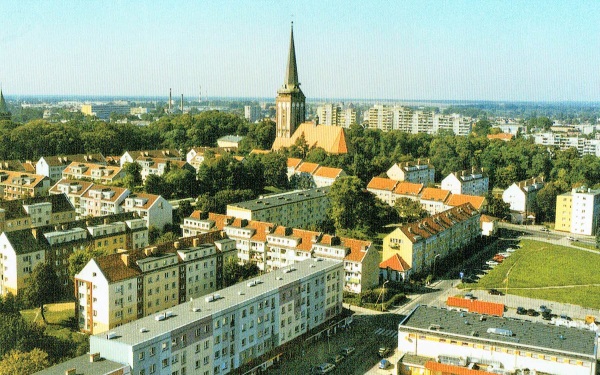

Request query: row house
[
  {"left": 135, "top": 157, "right": 195, "bottom": 182},
  {"left": 386, "top": 159, "right": 435, "bottom": 185},
  {"left": 555, "top": 186, "right": 600, "bottom": 235},
  {"left": 74, "top": 231, "right": 234, "bottom": 334},
  {"left": 286, "top": 158, "right": 346, "bottom": 187},
  {"left": 0, "top": 193, "right": 76, "bottom": 233},
  {"left": 440, "top": 167, "right": 489, "bottom": 196},
  {"left": 51, "top": 180, "right": 173, "bottom": 230},
  {"left": 399, "top": 305, "right": 597, "bottom": 375},
  {"left": 502, "top": 176, "right": 545, "bottom": 223},
  {"left": 182, "top": 211, "right": 379, "bottom": 294},
  {"left": 0, "top": 159, "right": 35, "bottom": 173},
  {"left": 36, "top": 153, "right": 106, "bottom": 184},
  {"left": 120, "top": 149, "right": 182, "bottom": 167},
  {"left": 0, "top": 170, "right": 50, "bottom": 200},
  {"left": 62, "top": 162, "right": 126, "bottom": 184},
  {"left": 87, "top": 259, "right": 343, "bottom": 375},
  {"left": 0, "top": 212, "right": 148, "bottom": 296},
  {"left": 382, "top": 203, "right": 481, "bottom": 275},
  {"left": 226, "top": 186, "right": 331, "bottom": 229}
]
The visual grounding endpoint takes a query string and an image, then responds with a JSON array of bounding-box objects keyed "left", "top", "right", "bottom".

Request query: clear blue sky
[{"left": 1, "top": 1, "right": 599, "bottom": 101}]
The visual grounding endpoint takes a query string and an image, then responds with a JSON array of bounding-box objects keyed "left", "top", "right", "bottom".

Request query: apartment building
[
  {"left": 286, "top": 158, "right": 346, "bottom": 187},
  {"left": 0, "top": 193, "right": 76, "bottom": 233},
  {"left": 74, "top": 231, "right": 234, "bottom": 334},
  {"left": 122, "top": 193, "right": 173, "bottom": 231},
  {"left": 533, "top": 132, "right": 600, "bottom": 157},
  {"left": 398, "top": 305, "right": 597, "bottom": 375},
  {"left": 502, "top": 177, "right": 545, "bottom": 223},
  {"left": 136, "top": 157, "right": 195, "bottom": 182},
  {"left": 555, "top": 187, "right": 600, "bottom": 235},
  {"left": 0, "top": 160, "right": 31, "bottom": 173},
  {"left": 316, "top": 103, "right": 340, "bottom": 126},
  {"left": 286, "top": 157, "right": 303, "bottom": 179},
  {"left": 312, "top": 166, "right": 346, "bottom": 188},
  {"left": 367, "top": 105, "right": 472, "bottom": 135},
  {"left": 0, "top": 212, "right": 147, "bottom": 296},
  {"left": 367, "top": 177, "right": 400, "bottom": 206},
  {"left": 88, "top": 259, "right": 344, "bottom": 375},
  {"left": 80, "top": 185, "right": 130, "bottom": 217},
  {"left": 386, "top": 160, "right": 435, "bottom": 184},
  {"left": 441, "top": 168, "right": 489, "bottom": 196},
  {"left": 382, "top": 203, "right": 480, "bottom": 274},
  {"left": 36, "top": 154, "right": 106, "bottom": 184},
  {"left": 226, "top": 186, "right": 330, "bottom": 228},
  {"left": 182, "top": 212, "right": 378, "bottom": 293},
  {"left": 0, "top": 170, "right": 50, "bottom": 200},
  {"left": 419, "top": 188, "right": 452, "bottom": 215},
  {"left": 217, "top": 135, "right": 245, "bottom": 150},
  {"left": 121, "top": 149, "right": 182, "bottom": 167},
  {"left": 244, "top": 105, "right": 261, "bottom": 123},
  {"left": 62, "top": 162, "right": 125, "bottom": 184},
  {"left": 81, "top": 103, "right": 131, "bottom": 120}
]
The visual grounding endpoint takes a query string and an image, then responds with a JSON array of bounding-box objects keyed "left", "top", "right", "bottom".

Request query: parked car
[
  {"left": 492, "top": 255, "right": 504, "bottom": 262},
  {"left": 539, "top": 305, "right": 549, "bottom": 313},
  {"left": 566, "top": 236, "right": 577, "bottom": 241},
  {"left": 560, "top": 314, "right": 572, "bottom": 321},
  {"left": 506, "top": 247, "right": 517, "bottom": 253},
  {"left": 542, "top": 311, "right": 552, "bottom": 320},
  {"left": 464, "top": 293, "right": 475, "bottom": 300},
  {"left": 488, "top": 289, "right": 504, "bottom": 295},
  {"left": 527, "top": 309, "right": 538, "bottom": 316},
  {"left": 330, "top": 354, "right": 344, "bottom": 364},
  {"left": 498, "top": 252, "right": 511, "bottom": 257},
  {"left": 379, "top": 359, "right": 392, "bottom": 369},
  {"left": 486, "top": 260, "right": 499, "bottom": 266},
  {"left": 516, "top": 307, "right": 526, "bottom": 315},
  {"left": 312, "top": 363, "right": 335, "bottom": 374},
  {"left": 340, "top": 347, "right": 355, "bottom": 356},
  {"left": 378, "top": 346, "right": 392, "bottom": 357},
  {"left": 540, "top": 227, "right": 550, "bottom": 232}
]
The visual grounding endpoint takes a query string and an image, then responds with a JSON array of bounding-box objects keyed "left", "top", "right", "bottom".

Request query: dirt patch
[{"left": 46, "top": 302, "right": 74, "bottom": 312}]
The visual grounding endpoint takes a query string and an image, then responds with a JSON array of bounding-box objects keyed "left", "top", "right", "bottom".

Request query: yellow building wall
[
  {"left": 382, "top": 228, "right": 414, "bottom": 267},
  {"left": 554, "top": 194, "right": 572, "bottom": 232},
  {"left": 93, "top": 234, "right": 127, "bottom": 253}
]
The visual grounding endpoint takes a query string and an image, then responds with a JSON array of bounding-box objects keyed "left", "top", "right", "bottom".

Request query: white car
[
  {"left": 486, "top": 260, "right": 498, "bottom": 266},
  {"left": 506, "top": 248, "right": 517, "bottom": 253},
  {"left": 312, "top": 363, "right": 335, "bottom": 374},
  {"left": 498, "top": 252, "right": 511, "bottom": 257}
]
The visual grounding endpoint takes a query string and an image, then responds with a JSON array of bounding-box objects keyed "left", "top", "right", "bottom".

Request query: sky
[{"left": 0, "top": 1, "right": 599, "bottom": 102}]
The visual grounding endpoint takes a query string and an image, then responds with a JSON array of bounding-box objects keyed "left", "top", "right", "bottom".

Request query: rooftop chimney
[
  {"left": 89, "top": 352, "right": 100, "bottom": 363},
  {"left": 66, "top": 369, "right": 76, "bottom": 375}
]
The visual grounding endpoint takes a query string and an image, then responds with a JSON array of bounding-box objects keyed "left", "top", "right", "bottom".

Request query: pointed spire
[{"left": 284, "top": 22, "right": 299, "bottom": 88}]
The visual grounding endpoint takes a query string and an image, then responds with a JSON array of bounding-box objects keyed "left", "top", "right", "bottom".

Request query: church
[{"left": 271, "top": 24, "right": 349, "bottom": 155}]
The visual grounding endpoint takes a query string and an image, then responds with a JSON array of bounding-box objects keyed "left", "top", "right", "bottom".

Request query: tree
[
  {"left": 259, "top": 153, "right": 288, "bottom": 189},
  {"left": 176, "top": 200, "right": 194, "bottom": 225},
  {"left": 223, "top": 258, "right": 260, "bottom": 287},
  {"left": 155, "top": 232, "right": 179, "bottom": 245},
  {"left": 289, "top": 172, "right": 315, "bottom": 189},
  {"left": 68, "top": 247, "right": 110, "bottom": 279},
  {"left": 486, "top": 194, "right": 511, "bottom": 220},
  {"left": 22, "top": 262, "right": 62, "bottom": 324},
  {"left": 0, "top": 349, "right": 50, "bottom": 375},
  {"left": 534, "top": 182, "right": 560, "bottom": 222},
  {"left": 394, "top": 197, "right": 428, "bottom": 224},
  {"left": 122, "top": 162, "right": 143, "bottom": 190}
]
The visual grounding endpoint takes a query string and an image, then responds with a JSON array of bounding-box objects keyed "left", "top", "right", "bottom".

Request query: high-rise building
[
  {"left": 275, "top": 23, "right": 306, "bottom": 139},
  {"left": 316, "top": 103, "right": 340, "bottom": 126},
  {"left": 244, "top": 105, "right": 261, "bottom": 123}
]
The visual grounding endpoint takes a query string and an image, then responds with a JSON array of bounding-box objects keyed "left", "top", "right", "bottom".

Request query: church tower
[
  {"left": 276, "top": 23, "right": 306, "bottom": 139},
  {"left": 0, "top": 89, "right": 11, "bottom": 121}
]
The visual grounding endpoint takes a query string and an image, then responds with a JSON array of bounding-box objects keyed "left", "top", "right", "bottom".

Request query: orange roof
[
  {"left": 445, "top": 194, "right": 486, "bottom": 210},
  {"left": 287, "top": 158, "right": 303, "bottom": 168},
  {"left": 420, "top": 187, "right": 451, "bottom": 202},
  {"left": 272, "top": 122, "right": 349, "bottom": 154},
  {"left": 425, "top": 361, "right": 498, "bottom": 375},
  {"left": 487, "top": 133, "right": 514, "bottom": 141},
  {"left": 313, "top": 166, "right": 343, "bottom": 179},
  {"left": 480, "top": 214, "right": 497, "bottom": 223},
  {"left": 123, "top": 192, "right": 160, "bottom": 210},
  {"left": 400, "top": 203, "right": 479, "bottom": 242},
  {"left": 367, "top": 177, "right": 398, "bottom": 191},
  {"left": 394, "top": 182, "right": 423, "bottom": 196},
  {"left": 379, "top": 254, "right": 411, "bottom": 272},
  {"left": 340, "top": 237, "right": 371, "bottom": 262},
  {"left": 250, "top": 149, "right": 271, "bottom": 155},
  {"left": 446, "top": 296, "right": 504, "bottom": 317},
  {"left": 49, "top": 179, "right": 94, "bottom": 196},
  {"left": 296, "top": 162, "right": 320, "bottom": 174}
]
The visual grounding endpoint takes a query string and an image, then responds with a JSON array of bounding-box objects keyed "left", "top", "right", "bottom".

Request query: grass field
[
  {"left": 21, "top": 302, "right": 89, "bottom": 349},
  {"left": 466, "top": 239, "right": 600, "bottom": 309}
]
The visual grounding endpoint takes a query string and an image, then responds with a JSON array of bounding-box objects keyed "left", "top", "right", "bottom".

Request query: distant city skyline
[{"left": 1, "top": 1, "right": 599, "bottom": 101}]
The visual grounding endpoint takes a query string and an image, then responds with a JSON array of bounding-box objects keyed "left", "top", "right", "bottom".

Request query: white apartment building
[
  {"left": 75, "top": 232, "right": 235, "bottom": 334},
  {"left": 36, "top": 154, "right": 106, "bottom": 184},
  {"left": 135, "top": 157, "right": 195, "bottom": 182},
  {"left": 568, "top": 187, "right": 600, "bottom": 235},
  {"left": 398, "top": 305, "right": 597, "bottom": 375},
  {"left": 386, "top": 160, "right": 435, "bottom": 184},
  {"left": 122, "top": 193, "right": 173, "bottom": 231},
  {"left": 62, "top": 162, "right": 125, "bottom": 184},
  {"left": 367, "top": 105, "right": 472, "bottom": 135},
  {"left": 533, "top": 132, "right": 600, "bottom": 157},
  {"left": 316, "top": 103, "right": 340, "bottom": 126},
  {"left": 244, "top": 105, "right": 261, "bottom": 123},
  {"left": 441, "top": 168, "right": 489, "bottom": 196},
  {"left": 502, "top": 177, "right": 545, "bottom": 223},
  {"left": 120, "top": 149, "right": 182, "bottom": 167},
  {"left": 88, "top": 259, "right": 344, "bottom": 375}
]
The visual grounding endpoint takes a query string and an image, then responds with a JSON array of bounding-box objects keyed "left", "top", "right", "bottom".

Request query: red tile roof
[
  {"left": 425, "top": 361, "right": 498, "bottom": 375},
  {"left": 313, "top": 166, "right": 344, "bottom": 179},
  {"left": 287, "top": 157, "right": 303, "bottom": 168},
  {"left": 340, "top": 237, "right": 371, "bottom": 262},
  {"left": 296, "top": 162, "right": 320, "bottom": 174},
  {"left": 420, "top": 187, "right": 451, "bottom": 202},
  {"left": 273, "top": 122, "right": 349, "bottom": 154},
  {"left": 393, "top": 182, "right": 423, "bottom": 196},
  {"left": 487, "top": 133, "right": 514, "bottom": 141},
  {"left": 446, "top": 296, "right": 504, "bottom": 317},
  {"left": 379, "top": 254, "right": 411, "bottom": 272},
  {"left": 480, "top": 214, "right": 497, "bottom": 223},
  {"left": 367, "top": 177, "right": 398, "bottom": 191},
  {"left": 445, "top": 194, "right": 486, "bottom": 210},
  {"left": 400, "top": 203, "right": 479, "bottom": 242}
]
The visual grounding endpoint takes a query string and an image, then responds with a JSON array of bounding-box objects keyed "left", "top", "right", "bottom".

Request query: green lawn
[
  {"left": 467, "top": 239, "right": 600, "bottom": 309},
  {"left": 21, "top": 302, "right": 89, "bottom": 348}
]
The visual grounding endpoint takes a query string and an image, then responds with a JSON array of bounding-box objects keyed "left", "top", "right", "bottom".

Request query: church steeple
[
  {"left": 0, "top": 89, "right": 11, "bottom": 121},
  {"left": 284, "top": 22, "right": 299, "bottom": 89},
  {"left": 275, "top": 22, "right": 306, "bottom": 139}
]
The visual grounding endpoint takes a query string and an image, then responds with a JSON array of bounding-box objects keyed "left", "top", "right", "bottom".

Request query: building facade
[
  {"left": 62, "top": 162, "right": 125, "bottom": 184},
  {"left": 555, "top": 187, "right": 600, "bottom": 235},
  {"left": 386, "top": 160, "right": 435, "bottom": 184},
  {"left": 88, "top": 259, "right": 344, "bottom": 375},
  {"left": 502, "top": 177, "right": 545, "bottom": 223},
  {"left": 0, "top": 193, "right": 76, "bottom": 233},
  {"left": 0, "top": 170, "right": 50, "bottom": 200},
  {"left": 36, "top": 154, "right": 106, "bottom": 184},
  {"left": 441, "top": 168, "right": 489, "bottom": 196}
]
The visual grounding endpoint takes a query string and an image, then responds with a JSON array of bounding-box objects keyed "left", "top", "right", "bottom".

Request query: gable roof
[
  {"left": 41, "top": 154, "right": 106, "bottom": 166},
  {"left": 287, "top": 157, "right": 303, "bottom": 168},
  {"left": 367, "top": 177, "right": 398, "bottom": 191},
  {"left": 399, "top": 203, "right": 479, "bottom": 243},
  {"left": 295, "top": 162, "right": 320, "bottom": 174},
  {"left": 379, "top": 253, "right": 411, "bottom": 272},
  {"left": 3, "top": 230, "right": 48, "bottom": 255},
  {"left": 0, "top": 160, "right": 27, "bottom": 172},
  {"left": 0, "top": 170, "right": 48, "bottom": 188},
  {"left": 313, "top": 166, "right": 343, "bottom": 179},
  {"left": 125, "top": 149, "right": 181, "bottom": 159},
  {"left": 480, "top": 214, "right": 498, "bottom": 223},
  {"left": 420, "top": 187, "right": 451, "bottom": 202},
  {"left": 445, "top": 194, "right": 486, "bottom": 210},
  {"left": 123, "top": 193, "right": 162, "bottom": 210},
  {"left": 272, "top": 122, "right": 349, "bottom": 154},
  {"left": 393, "top": 181, "right": 423, "bottom": 196},
  {"left": 49, "top": 179, "right": 95, "bottom": 197},
  {"left": 82, "top": 185, "right": 129, "bottom": 203}
]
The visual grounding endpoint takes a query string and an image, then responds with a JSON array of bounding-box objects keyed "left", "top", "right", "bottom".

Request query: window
[
  {"left": 139, "top": 352, "right": 145, "bottom": 360},
  {"left": 162, "top": 358, "right": 168, "bottom": 368},
  {"left": 150, "top": 347, "right": 155, "bottom": 356}
]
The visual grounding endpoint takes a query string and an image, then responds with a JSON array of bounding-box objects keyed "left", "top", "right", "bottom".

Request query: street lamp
[
  {"left": 432, "top": 254, "right": 441, "bottom": 282},
  {"left": 381, "top": 280, "right": 389, "bottom": 311}
]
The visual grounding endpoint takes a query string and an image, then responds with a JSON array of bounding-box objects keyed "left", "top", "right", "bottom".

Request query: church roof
[
  {"left": 285, "top": 23, "right": 299, "bottom": 88},
  {"left": 272, "top": 122, "right": 350, "bottom": 154}
]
